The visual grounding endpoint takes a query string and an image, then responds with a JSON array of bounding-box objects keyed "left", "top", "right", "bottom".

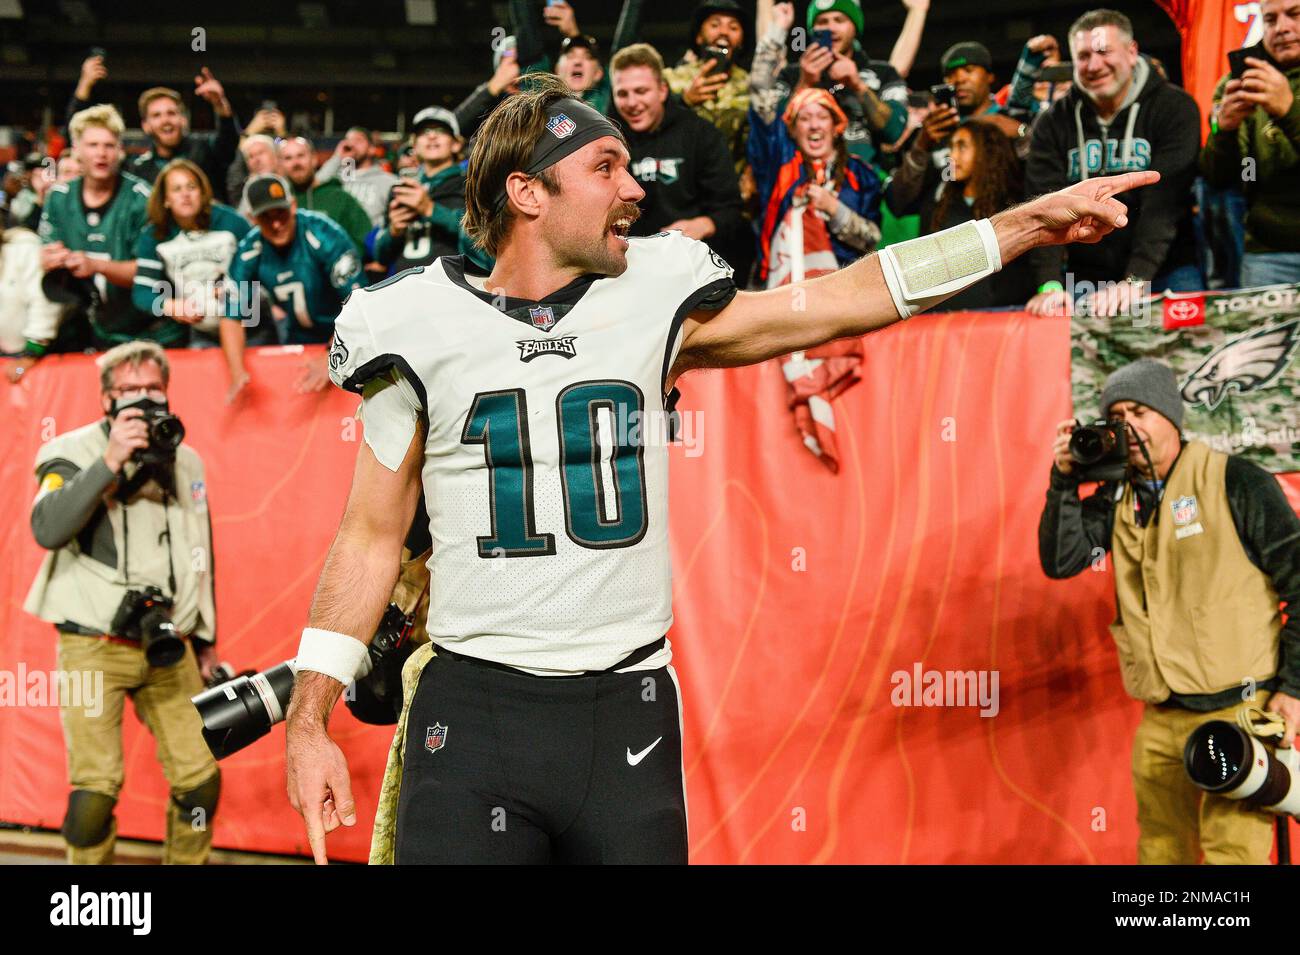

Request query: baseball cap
[
  {"left": 941, "top": 41, "right": 994, "bottom": 74},
  {"left": 244, "top": 173, "right": 294, "bottom": 218},
  {"left": 559, "top": 34, "right": 600, "bottom": 58},
  {"left": 412, "top": 106, "right": 460, "bottom": 139}
]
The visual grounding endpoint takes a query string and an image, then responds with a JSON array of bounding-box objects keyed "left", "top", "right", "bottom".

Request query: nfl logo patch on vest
[
  {"left": 1171, "top": 495, "right": 1204, "bottom": 540},
  {"left": 529, "top": 305, "right": 556, "bottom": 331},
  {"left": 1171, "top": 495, "right": 1197, "bottom": 524},
  {"left": 547, "top": 113, "right": 577, "bottom": 139},
  {"left": 425, "top": 723, "right": 448, "bottom": 754}
]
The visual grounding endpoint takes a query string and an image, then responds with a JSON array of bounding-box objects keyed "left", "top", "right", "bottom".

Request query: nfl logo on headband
[{"left": 547, "top": 113, "right": 577, "bottom": 139}]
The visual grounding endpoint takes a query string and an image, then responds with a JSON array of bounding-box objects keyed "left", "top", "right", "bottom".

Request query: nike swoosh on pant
[{"left": 626, "top": 736, "right": 663, "bottom": 766}]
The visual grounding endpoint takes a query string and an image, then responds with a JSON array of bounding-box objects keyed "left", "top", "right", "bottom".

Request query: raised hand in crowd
[
  {"left": 1234, "top": 56, "right": 1295, "bottom": 119},
  {"left": 826, "top": 51, "right": 864, "bottom": 94},
  {"left": 542, "top": 0, "right": 580, "bottom": 37},
  {"left": 915, "top": 101, "right": 960, "bottom": 150},
  {"left": 487, "top": 52, "right": 522, "bottom": 97},
  {"left": 1027, "top": 33, "right": 1060, "bottom": 60},
  {"left": 683, "top": 60, "right": 728, "bottom": 106},
  {"left": 771, "top": 1, "right": 795, "bottom": 33},
  {"left": 244, "top": 107, "right": 287, "bottom": 138},
  {"left": 74, "top": 52, "right": 107, "bottom": 101},
  {"left": 386, "top": 198, "right": 419, "bottom": 238},
  {"left": 194, "top": 66, "right": 233, "bottom": 118},
  {"left": 1215, "top": 79, "right": 1258, "bottom": 132},
  {"left": 798, "top": 43, "right": 835, "bottom": 89},
  {"left": 390, "top": 179, "right": 433, "bottom": 218}
]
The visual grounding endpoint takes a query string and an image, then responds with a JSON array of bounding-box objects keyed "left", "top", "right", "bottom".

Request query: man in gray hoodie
[{"left": 1025, "top": 9, "right": 1202, "bottom": 318}]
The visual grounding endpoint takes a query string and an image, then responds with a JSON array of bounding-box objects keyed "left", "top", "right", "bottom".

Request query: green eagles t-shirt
[{"left": 38, "top": 171, "right": 174, "bottom": 345}]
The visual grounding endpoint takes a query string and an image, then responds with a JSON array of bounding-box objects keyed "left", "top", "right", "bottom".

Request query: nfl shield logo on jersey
[
  {"left": 1170, "top": 495, "right": 1198, "bottom": 525},
  {"left": 546, "top": 113, "right": 577, "bottom": 139},
  {"left": 425, "top": 723, "right": 448, "bottom": 754},
  {"left": 529, "top": 305, "right": 556, "bottom": 331}
]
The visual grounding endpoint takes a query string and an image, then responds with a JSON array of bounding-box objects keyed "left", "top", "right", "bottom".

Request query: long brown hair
[
  {"left": 930, "top": 120, "right": 1022, "bottom": 234},
  {"left": 463, "top": 73, "right": 606, "bottom": 257},
  {"left": 148, "top": 158, "right": 214, "bottom": 239}
]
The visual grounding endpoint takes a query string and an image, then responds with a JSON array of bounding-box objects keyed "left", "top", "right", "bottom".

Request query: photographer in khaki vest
[
  {"left": 1039, "top": 358, "right": 1300, "bottom": 864},
  {"left": 24, "top": 340, "right": 220, "bottom": 864}
]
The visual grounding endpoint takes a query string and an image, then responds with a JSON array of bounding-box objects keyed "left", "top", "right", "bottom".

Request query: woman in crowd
[
  {"left": 922, "top": 120, "right": 1035, "bottom": 310},
  {"left": 749, "top": 85, "right": 882, "bottom": 288},
  {"left": 132, "top": 158, "right": 252, "bottom": 349}
]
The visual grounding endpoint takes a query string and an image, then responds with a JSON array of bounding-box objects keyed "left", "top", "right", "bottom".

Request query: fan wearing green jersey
[
  {"left": 221, "top": 173, "right": 365, "bottom": 397},
  {"left": 29, "top": 104, "right": 156, "bottom": 375},
  {"left": 133, "top": 158, "right": 254, "bottom": 353}
]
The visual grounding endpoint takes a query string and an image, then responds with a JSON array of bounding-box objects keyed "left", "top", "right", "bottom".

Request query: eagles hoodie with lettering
[
  {"left": 614, "top": 95, "right": 745, "bottom": 262},
  {"left": 1025, "top": 57, "right": 1202, "bottom": 287}
]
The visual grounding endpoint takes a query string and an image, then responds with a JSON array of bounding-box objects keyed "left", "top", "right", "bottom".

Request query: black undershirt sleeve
[
  {"left": 1225, "top": 456, "right": 1300, "bottom": 697},
  {"left": 1038, "top": 466, "right": 1117, "bottom": 579}
]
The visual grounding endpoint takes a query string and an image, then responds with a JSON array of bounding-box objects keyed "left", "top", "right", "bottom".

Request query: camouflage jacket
[{"left": 665, "top": 52, "right": 751, "bottom": 175}]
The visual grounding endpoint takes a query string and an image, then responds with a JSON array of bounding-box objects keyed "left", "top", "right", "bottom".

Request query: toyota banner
[{"left": 1071, "top": 284, "right": 1300, "bottom": 473}]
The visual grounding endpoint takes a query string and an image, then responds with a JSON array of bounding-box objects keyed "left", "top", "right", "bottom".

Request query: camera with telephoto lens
[
  {"left": 1068, "top": 420, "right": 1129, "bottom": 482},
  {"left": 192, "top": 660, "right": 298, "bottom": 759},
  {"left": 1184, "top": 720, "right": 1300, "bottom": 816},
  {"left": 111, "top": 586, "right": 185, "bottom": 667},
  {"left": 191, "top": 602, "right": 417, "bottom": 759}
]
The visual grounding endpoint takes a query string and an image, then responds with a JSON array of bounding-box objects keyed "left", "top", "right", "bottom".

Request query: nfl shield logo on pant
[{"left": 425, "top": 723, "right": 448, "bottom": 754}]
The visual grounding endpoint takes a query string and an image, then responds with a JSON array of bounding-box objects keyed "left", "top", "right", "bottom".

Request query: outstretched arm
[
  {"left": 285, "top": 424, "right": 423, "bottom": 864},
  {"left": 669, "top": 171, "right": 1159, "bottom": 377}
]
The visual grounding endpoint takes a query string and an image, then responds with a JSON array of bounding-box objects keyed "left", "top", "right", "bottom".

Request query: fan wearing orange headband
[{"left": 748, "top": 85, "right": 882, "bottom": 287}]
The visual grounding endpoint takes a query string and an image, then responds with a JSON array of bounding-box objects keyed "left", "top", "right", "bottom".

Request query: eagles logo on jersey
[{"left": 327, "top": 231, "right": 735, "bottom": 675}]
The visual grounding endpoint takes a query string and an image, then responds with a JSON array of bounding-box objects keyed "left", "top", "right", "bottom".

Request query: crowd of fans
[{"left": 2, "top": 0, "right": 1299, "bottom": 395}]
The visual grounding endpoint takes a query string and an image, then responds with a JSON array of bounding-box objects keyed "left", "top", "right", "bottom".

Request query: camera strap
[{"left": 1238, "top": 705, "right": 1287, "bottom": 742}]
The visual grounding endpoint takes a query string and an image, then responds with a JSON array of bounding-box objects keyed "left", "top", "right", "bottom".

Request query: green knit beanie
[{"left": 806, "top": 0, "right": 864, "bottom": 38}]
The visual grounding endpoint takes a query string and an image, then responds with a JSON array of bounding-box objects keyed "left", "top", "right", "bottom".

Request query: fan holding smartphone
[
  {"left": 768, "top": 0, "right": 909, "bottom": 167},
  {"left": 1203, "top": 0, "right": 1300, "bottom": 289}
]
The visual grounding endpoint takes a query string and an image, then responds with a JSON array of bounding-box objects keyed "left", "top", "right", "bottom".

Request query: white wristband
[
  {"left": 878, "top": 218, "right": 1003, "bottom": 319},
  {"left": 295, "top": 627, "right": 371, "bottom": 685}
]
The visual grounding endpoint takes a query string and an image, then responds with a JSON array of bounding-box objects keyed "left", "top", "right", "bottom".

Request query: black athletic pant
[{"left": 394, "top": 648, "right": 687, "bottom": 864}]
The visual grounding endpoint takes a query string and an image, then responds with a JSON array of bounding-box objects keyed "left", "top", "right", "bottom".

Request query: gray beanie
[{"left": 1100, "top": 358, "right": 1184, "bottom": 430}]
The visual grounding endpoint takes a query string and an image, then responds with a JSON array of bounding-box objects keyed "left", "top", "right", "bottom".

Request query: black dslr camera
[
  {"left": 1068, "top": 420, "right": 1129, "bottom": 482},
  {"left": 111, "top": 585, "right": 185, "bottom": 667},
  {"left": 113, "top": 395, "right": 186, "bottom": 466}
]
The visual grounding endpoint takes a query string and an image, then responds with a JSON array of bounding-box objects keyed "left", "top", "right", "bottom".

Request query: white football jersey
[{"left": 328, "top": 231, "right": 735, "bottom": 674}]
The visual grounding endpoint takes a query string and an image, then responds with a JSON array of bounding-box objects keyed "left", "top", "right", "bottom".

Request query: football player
[{"left": 285, "top": 74, "right": 1157, "bottom": 864}]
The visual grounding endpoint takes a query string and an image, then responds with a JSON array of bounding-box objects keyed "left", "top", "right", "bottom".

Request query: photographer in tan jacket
[{"left": 1039, "top": 358, "right": 1300, "bottom": 864}]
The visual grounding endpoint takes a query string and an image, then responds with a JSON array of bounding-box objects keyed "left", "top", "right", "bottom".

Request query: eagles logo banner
[{"left": 1071, "top": 284, "right": 1300, "bottom": 472}]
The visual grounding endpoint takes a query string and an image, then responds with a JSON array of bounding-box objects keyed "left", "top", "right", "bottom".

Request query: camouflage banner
[{"left": 1071, "top": 284, "right": 1300, "bottom": 473}]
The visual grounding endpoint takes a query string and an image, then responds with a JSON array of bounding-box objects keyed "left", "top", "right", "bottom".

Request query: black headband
[{"left": 492, "top": 98, "right": 622, "bottom": 212}]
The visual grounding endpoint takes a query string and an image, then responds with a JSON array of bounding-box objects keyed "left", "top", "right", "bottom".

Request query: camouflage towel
[
  {"left": 1071, "top": 283, "right": 1300, "bottom": 472},
  {"left": 367, "top": 641, "right": 436, "bottom": 865},
  {"left": 664, "top": 53, "right": 751, "bottom": 176}
]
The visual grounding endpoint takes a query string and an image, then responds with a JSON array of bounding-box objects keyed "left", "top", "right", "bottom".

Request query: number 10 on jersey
[{"left": 461, "top": 380, "right": 650, "bottom": 558}]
